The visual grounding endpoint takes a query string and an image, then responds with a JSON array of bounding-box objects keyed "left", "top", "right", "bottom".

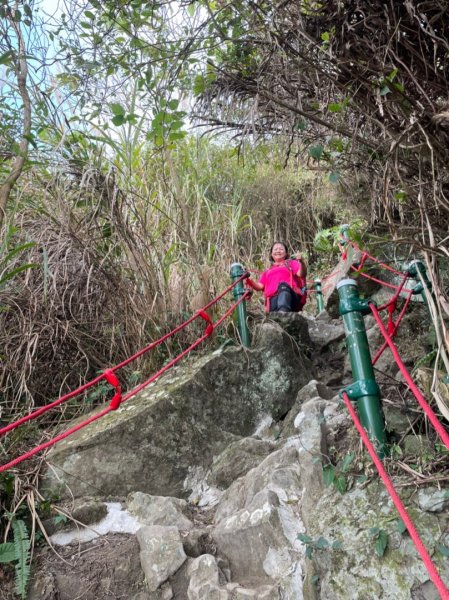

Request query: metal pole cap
[{"left": 337, "top": 278, "right": 358, "bottom": 290}]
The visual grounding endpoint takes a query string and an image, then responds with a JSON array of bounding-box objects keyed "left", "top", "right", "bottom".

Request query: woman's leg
[{"left": 276, "top": 282, "right": 295, "bottom": 312}]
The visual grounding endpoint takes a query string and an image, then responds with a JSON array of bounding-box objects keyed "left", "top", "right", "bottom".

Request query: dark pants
[{"left": 269, "top": 282, "right": 302, "bottom": 313}]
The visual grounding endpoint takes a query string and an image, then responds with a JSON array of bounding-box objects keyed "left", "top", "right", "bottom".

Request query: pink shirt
[{"left": 259, "top": 260, "right": 302, "bottom": 298}]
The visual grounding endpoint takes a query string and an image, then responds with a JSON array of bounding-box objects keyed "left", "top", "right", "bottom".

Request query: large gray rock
[
  {"left": 43, "top": 322, "right": 311, "bottom": 499},
  {"left": 306, "top": 316, "right": 345, "bottom": 351},
  {"left": 418, "top": 487, "right": 449, "bottom": 513},
  {"left": 304, "top": 482, "right": 449, "bottom": 599},
  {"left": 137, "top": 525, "right": 187, "bottom": 592},
  {"left": 207, "top": 438, "right": 276, "bottom": 490},
  {"left": 127, "top": 492, "right": 193, "bottom": 530},
  {"left": 187, "top": 554, "right": 228, "bottom": 599},
  {"left": 212, "top": 441, "right": 306, "bottom": 596},
  {"left": 281, "top": 379, "right": 338, "bottom": 438}
]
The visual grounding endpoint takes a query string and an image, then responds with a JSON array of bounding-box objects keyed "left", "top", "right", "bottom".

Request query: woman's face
[{"left": 271, "top": 243, "right": 287, "bottom": 262}]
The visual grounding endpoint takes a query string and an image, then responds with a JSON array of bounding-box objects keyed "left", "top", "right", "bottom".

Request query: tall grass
[{"left": 0, "top": 133, "right": 343, "bottom": 420}]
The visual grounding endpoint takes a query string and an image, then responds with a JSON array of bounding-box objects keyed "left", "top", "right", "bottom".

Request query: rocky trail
[{"left": 17, "top": 309, "right": 449, "bottom": 600}]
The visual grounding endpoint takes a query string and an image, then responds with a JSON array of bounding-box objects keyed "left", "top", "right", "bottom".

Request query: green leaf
[
  {"left": 168, "top": 131, "right": 186, "bottom": 141},
  {"left": 394, "top": 190, "right": 406, "bottom": 202},
  {"left": 305, "top": 546, "right": 313, "bottom": 559},
  {"left": 380, "top": 85, "right": 391, "bottom": 96},
  {"left": 314, "top": 537, "right": 329, "bottom": 549},
  {"left": 386, "top": 68, "right": 398, "bottom": 82},
  {"left": 308, "top": 145, "right": 324, "bottom": 160},
  {"left": 297, "top": 533, "right": 312, "bottom": 544},
  {"left": 341, "top": 453, "right": 354, "bottom": 473},
  {"left": 329, "top": 171, "right": 340, "bottom": 184},
  {"left": 110, "top": 103, "right": 125, "bottom": 116},
  {"left": 328, "top": 103, "right": 342, "bottom": 113},
  {"left": 396, "top": 519, "right": 407, "bottom": 534},
  {"left": 0, "top": 51, "right": 13, "bottom": 66},
  {"left": 111, "top": 114, "right": 125, "bottom": 126},
  {"left": 374, "top": 529, "right": 388, "bottom": 557},
  {"left": 322, "top": 464, "right": 335, "bottom": 486},
  {"left": 0, "top": 263, "right": 37, "bottom": 287},
  {"left": 332, "top": 540, "right": 342, "bottom": 550},
  {"left": 193, "top": 74, "right": 206, "bottom": 96},
  {"left": 334, "top": 475, "right": 347, "bottom": 494},
  {"left": 168, "top": 99, "right": 179, "bottom": 110},
  {"left": 0, "top": 542, "right": 16, "bottom": 563},
  {"left": 14, "top": 9, "right": 22, "bottom": 21},
  {"left": 437, "top": 544, "right": 449, "bottom": 557},
  {"left": 23, "top": 4, "right": 32, "bottom": 17},
  {"left": 84, "top": 10, "right": 95, "bottom": 19},
  {"left": 53, "top": 514, "right": 67, "bottom": 525}
]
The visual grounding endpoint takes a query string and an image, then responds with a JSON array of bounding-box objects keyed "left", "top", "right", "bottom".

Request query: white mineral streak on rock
[{"left": 50, "top": 502, "right": 141, "bottom": 545}]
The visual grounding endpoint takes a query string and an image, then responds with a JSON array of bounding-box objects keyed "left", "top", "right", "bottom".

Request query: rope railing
[
  {"left": 370, "top": 303, "right": 449, "bottom": 451},
  {"left": 337, "top": 235, "right": 449, "bottom": 597},
  {"left": 0, "top": 274, "right": 248, "bottom": 439},
  {"left": 0, "top": 280, "right": 250, "bottom": 472},
  {"left": 342, "top": 391, "right": 449, "bottom": 599}
]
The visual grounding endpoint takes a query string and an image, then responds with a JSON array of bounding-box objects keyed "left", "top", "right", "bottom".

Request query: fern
[{"left": 12, "top": 519, "right": 31, "bottom": 599}]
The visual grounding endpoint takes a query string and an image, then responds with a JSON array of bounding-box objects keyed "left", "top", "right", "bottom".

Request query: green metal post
[
  {"left": 406, "top": 260, "right": 432, "bottom": 309},
  {"left": 314, "top": 279, "right": 325, "bottom": 314},
  {"left": 337, "top": 278, "right": 388, "bottom": 457},
  {"left": 230, "top": 262, "right": 251, "bottom": 348}
]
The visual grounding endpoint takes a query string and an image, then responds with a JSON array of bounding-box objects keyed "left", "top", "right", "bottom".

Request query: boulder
[
  {"left": 207, "top": 438, "right": 276, "bottom": 490},
  {"left": 127, "top": 492, "right": 193, "bottom": 530},
  {"left": 187, "top": 554, "right": 228, "bottom": 599},
  {"left": 304, "top": 481, "right": 449, "bottom": 599},
  {"left": 43, "top": 321, "right": 311, "bottom": 499},
  {"left": 136, "top": 525, "right": 187, "bottom": 592},
  {"left": 418, "top": 487, "right": 449, "bottom": 513}
]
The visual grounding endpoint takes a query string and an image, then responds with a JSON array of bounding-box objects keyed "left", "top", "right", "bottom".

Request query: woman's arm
[
  {"left": 246, "top": 278, "right": 264, "bottom": 292},
  {"left": 294, "top": 256, "right": 307, "bottom": 278}
]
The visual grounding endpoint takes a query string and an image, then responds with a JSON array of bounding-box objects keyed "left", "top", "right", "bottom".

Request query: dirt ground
[{"left": 3, "top": 533, "right": 148, "bottom": 600}]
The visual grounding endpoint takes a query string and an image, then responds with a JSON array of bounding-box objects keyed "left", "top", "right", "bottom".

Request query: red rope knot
[
  {"left": 197, "top": 309, "right": 214, "bottom": 337},
  {"left": 387, "top": 300, "right": 397, "bottom": 335},
  {"left": 103, "top": 369, "right": 122, "bottom": 410}
]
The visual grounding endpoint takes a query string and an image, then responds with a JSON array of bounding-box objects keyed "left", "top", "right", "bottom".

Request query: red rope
[
  {"left": 348, "top": 241, "right": 404, "bottom": 276},
  {"left": 349, "top": 266, "right": 402, "bottom": 290},
  {"left": 376, "top": 274, "right": 410, "bottom": 312},
  {"left": 0, "top": 292, "right": 250, "bottom": 472},
  {"left": 372, "top": 290, "right": 413, "bottom": 366},
  {"left": 0, "top": 274, "right": 248, "bottom": 437},
  {"left": 370, "top": 304, "right": 449, "bottom": 450},
  {"left": 342, "top": 391, "right": 449, "bottom": 599}
]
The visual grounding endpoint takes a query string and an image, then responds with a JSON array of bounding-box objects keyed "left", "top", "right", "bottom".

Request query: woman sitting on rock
[{"left": 246, "top": 241, "right": 307, "bottom": 313}]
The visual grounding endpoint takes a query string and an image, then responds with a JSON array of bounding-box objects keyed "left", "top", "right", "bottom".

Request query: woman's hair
[{"left": 269, "top": 241, "right": 289, "bottom": 262}]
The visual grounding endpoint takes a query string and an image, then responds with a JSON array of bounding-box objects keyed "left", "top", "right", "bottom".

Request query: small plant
[
  {"left": 322, "top": 452, "right": 355, "bottom": 493},
  {"left": 297, "top": 533, "right": 342, "bottom": 558},
  {"left": 0, "top": 518, "right": 31, "bottom": 599},
  {"left": 369, "top": 527, "right": 389, "bottom": 557}
]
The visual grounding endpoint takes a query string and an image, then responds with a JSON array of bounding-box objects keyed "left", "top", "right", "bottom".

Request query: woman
[{"left": 246, "top": 242, "right": 307, "bottom": 312}]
